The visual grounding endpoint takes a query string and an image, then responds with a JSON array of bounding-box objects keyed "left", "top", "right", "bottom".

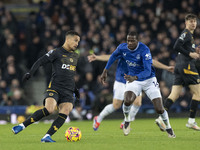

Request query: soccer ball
[{"left": 65, "top": 127, "right": 82, "bottom": 142}]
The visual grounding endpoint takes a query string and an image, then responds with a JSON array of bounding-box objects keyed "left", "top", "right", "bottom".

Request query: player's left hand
[
  {"left": 124, "top": 74, "right": 138, "bottom": 82},
  {"left": 167, "top": 66, "right": 174, "bottom": 73}
]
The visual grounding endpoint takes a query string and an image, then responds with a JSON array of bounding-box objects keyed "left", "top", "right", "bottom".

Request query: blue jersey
[
  {"left": 105, "top": 42, "right": 155, "bottom": 81},
  {"left": 115, "top": 59, "right": 128, "bottom": 83}
]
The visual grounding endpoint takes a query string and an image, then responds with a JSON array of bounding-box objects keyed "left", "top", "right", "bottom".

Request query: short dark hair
[
  {"left": 65, "top": 30, "right": 80, "bottom": 37},
  {"left": 185, "top": 13, "right": 197, "bottom": 21},
  {"left": 127, "top": 31, "right": 138, "bottom": 39}
]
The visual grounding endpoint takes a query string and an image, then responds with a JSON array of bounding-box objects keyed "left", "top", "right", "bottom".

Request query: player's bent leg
[
  {"left": 165, "top": 85, "right": 182, "bottom": 111},
  {"left": 167, "top": 85, "right": 183, "bottom": 101},
  {"left": 12, "top": 107, "right": 50, "bottom": 134},
  {"left": 12, "top": 98, "right": 55, "bottom": 135},
  {"left": 93, "top": 99, "right": 123, "bottom": 131},
  {"left": 154, "top": 86, "right": 182, "bottom": 133}
]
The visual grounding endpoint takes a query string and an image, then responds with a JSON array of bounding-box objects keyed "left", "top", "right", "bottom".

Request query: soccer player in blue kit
[
  {"left": 89, "top": 54, "right": 173, "bottom": 130},
  {"left": 101, "top": 31, "right": 176, "bottom": 138}
]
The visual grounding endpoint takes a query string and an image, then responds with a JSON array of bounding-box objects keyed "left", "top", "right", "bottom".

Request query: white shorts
[
  {"left": 113, "top": 81, "right": 126, "bottom": 100},
  {"left": 125, "top": 77, "right": 161, "bottom": 100}
]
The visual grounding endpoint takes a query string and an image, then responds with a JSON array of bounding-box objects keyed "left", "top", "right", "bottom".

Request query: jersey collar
[
  {"left": 127, "top": 42, "right": 139, "bottom": 51},
  {"left": 61, "top": 46, "right": 73, "bottom": 53}
]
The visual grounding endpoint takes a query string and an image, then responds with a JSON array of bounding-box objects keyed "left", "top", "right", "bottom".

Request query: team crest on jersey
[
  {"left": 123, "top": 53, "right": 126, "bottom": 56},
  {"left": 179, "top": 32, "right": 186, "bottom": 40},
  {"left": 145, "top": 53, "right": 151, "bottom": 60},
  {"left": 46, "top": 50, "right": 54, "bottom": 57},
  {"left": 49, "top": 93, "right": 54, "bottom": 96},
  {"left": 136, "top": 54, "right": 140, "bottom": 59}
]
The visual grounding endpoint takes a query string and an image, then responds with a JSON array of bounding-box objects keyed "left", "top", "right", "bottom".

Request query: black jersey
[
  {"left": 173, "top": 29, "right": 200, "bottom": 86},
  {"left": 174, "top": 29, "right": 196, "bottom": 64},
  {"left": 29, "top": 47, "right": 79, "bottom": 92}
]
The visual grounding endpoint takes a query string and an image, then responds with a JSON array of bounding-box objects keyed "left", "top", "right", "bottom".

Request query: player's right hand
[
  {"left": 100, "top": 69, "right": 107, "bottom": 84},
  {"left": 87, "top": 54, "right": 96, "bottom": 62},
  {"left": 22, "top": 72, "right": 31, "bottom": 82},
  {"left": 124, "top": 74, "right": 138, "bottom": 82}
]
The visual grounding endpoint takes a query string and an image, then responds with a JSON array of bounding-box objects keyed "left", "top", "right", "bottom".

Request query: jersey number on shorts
[{"left": 153, "top": 81, "right": 159, "bottom": 87}]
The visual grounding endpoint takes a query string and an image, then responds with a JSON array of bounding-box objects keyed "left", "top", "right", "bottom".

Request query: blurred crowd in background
[{"left": 0, "top": 0, "right": 200, "bottom": 118}]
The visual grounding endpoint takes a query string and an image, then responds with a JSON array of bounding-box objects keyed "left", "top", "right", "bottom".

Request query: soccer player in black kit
[
  {"left": 12, "top": 30, "right": 81, "bottom": 142},
  {"left": 156, "top": 14, "right": 200, "bottom": 131}
]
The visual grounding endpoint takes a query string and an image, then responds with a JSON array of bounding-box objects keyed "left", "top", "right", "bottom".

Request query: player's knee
[
  {"left": 60, "top": 109, "right": 71, "bottom": 115},
  {"left": 155, "top": 108, "right": 164, "bottom": 114},
  {"left": 168, "top": 93, "right": 179, "bottom": 101},
  {"left": 133, "top": 99, "right": 142, "bottom": 106},
  {"left": 124, "top": 91, "right": 135, "bottom": 106},
  {"left": 192, "top": 93, "right": 200, "bottom": 101},
  {"left": 45, "top": 107, "right": 55, "bottom": 114},
  {"left": 113, "top": 101, "right": 122, "bottom": 109},
  {"left": 113, "top": 103, "right": 121, "bottom": 109},
  {"left": 59, "top": 106, "right": 72, "bottom": 115},
  {"left": 124, "top": 99, "right": 132, "bottom": 106}
]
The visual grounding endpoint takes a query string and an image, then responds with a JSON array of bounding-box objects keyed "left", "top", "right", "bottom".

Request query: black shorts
[
  {"left": 43, "top": 88, "right": 74, "bottom": 106},
  {"left": 174, "top": 62, "right": 200, "bottom": 86}
]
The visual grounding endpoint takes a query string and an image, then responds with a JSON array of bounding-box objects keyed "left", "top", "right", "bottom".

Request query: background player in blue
[
  {"left": 101, "top": 31, "right": 175, "bottom": 138},
  {"left": 89, "top": 54, "right": 174, "bottom": 130},
  {"left": 12, "top": 31, "right": 80, "bottom": 142}
]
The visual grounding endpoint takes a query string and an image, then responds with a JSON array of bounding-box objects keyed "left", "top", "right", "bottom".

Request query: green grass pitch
[{"left": 0, "top": 118, "right": 199, "bottom": 150}]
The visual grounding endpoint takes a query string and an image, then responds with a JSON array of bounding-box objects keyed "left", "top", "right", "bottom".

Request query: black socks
[
  {"left": 23, "top": 107, "right": 49, "bottom": 127},
  {"left": 189, "top": 99, "right": 199, "bottom": 118},
  {"left": 164, "top": 98, "right": 174, "bottom": 111},
  {"left": 46, "top": 113, "right": 67, "bottom": 136}
]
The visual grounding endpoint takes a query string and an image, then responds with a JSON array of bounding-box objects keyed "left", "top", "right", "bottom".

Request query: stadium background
[{"left": 0, "top": 0, "right": 200, "bottom": 122}]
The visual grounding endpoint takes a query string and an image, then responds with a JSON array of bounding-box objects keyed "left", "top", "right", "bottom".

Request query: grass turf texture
[{"left": 0, "top": 118, "right": 199, "bottom": 150}]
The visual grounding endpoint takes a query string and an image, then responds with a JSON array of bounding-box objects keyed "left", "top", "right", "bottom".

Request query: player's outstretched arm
[
  {"left": 23, "top": 55, "right": 50, "bottom": 82},
  {"left": 87, "top": 54, "right": 111, "bottom": 62},
  {"left": 152, "top": 59, "right": 174, "bottom": 73}
]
